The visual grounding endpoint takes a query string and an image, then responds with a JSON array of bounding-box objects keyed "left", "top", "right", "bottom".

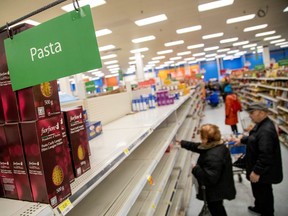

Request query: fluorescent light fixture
[
  {"left": 170, "top": 57, "right": 182, "bottom": 61},
  {"left": 105, "top": 74, "right": 118, "bottom": 78},
  {"left": 217, "top": 48, "right": 230, "bottom": 53},
  {"left": 204, "top": 46, "right": 219, "bottom": 51},
  {"left": 61, "top": 0, "right": 106, "bottom": 12},
  {"left": 135, "top": 14, "right": 167, "bottom": 26},
  {"left": 244, "top": 24, "right": 268, "bottom": 32},
  {"left": 96, "top": 29, "right": 112, "bottom": 37},
  {"left": 176, "top": 25, "right": 202, "bottom": 34},
  {"left": 107, "top": 64, "right": 119, "bottom": 69},
  {"left": 255, "top": 30, "right": 276, "bottom": 37},
  {"left": 250, "top": 47, "right": 256, "bottom": 50},
  {"left": 223, "top": 55, "right": 234, "bottom": 60},
  {"left": 165, "top": 61, "right": 175, "bottom": 64},
  {"left": 129, "top": 55, "right": 144, "bottom": 60},
  {"left": 165, "top": 40, "right": 184, "bottom": 47},
  {"left": 99, "top": 45, "right": 116, "bottom": 52},
  {"left": 104, "top": 60, "right": 118, "bottom": 65},
  {"left": 198, "top": 0, "right": 234, "bottom": 12},
  {"left": 202, "top": 32, "right": 224, "bottom": 39},
  {"left": 220, "top": 37, "right": 238, "bottom": 43},
  {"left": 193, "top": 52, "right": 206, "bottom": 57},
  {"left": 257, "top": 46, "right": 263, "bottom": 49},
  {"left": 128, "top": 61, "right": 136, "bottom": 65},
  {"left": 226, "top": 14, "right": 255, "bottom": 24},
  {"left": 130, "top": 47, "right": 149, "bottom": 53},
  {"left": 233, "top": 41, "right": 249, "bottom": 46},
  {"left": 206, "top": 53, "right": 217, "bottom": 58},
  {"left": 206, "top": 58, "right": 215, "bottom": 61},
  {"left": 264, "top": 35, "right": 281, "bottom": 41},
  {"left": 157, "top": 49, "right": 173, "bottom": 55},
  {"left": 243, "top": 43, "right": 257, "bottom": 48},
  {"left": 148, "top": 60, "right": 160, "bottom": 64},
  {"left": 101, "top": 54, "right": 117, "bottom": 60},
  {"left": 155, "top": 66, "right": 165, "bottom": 70},
  {"left": 284, "top": 6, "right": 288, "bottom": 12},
  {"left": 110, "top": 71, "right": 120, "bottom": 74},
  {"left": 188, "top": 60, "right": 198, "bottom": 64},
  {"left": 152, "top": 56, "right": 165, "bottom": 60},
  {"left": 235, "top": 51, "right": 247, "bottom": 56},
  {"left": 196, "top": 58, "right": 206, "bottom": 62},
  {"left": 276, "top": 42, "right": 288, "bottom": 46},
  {"left": 187, "top": 43, "right": 205, "bottom": 49},
  {"left": 216, "top": 54, "right": 226, "bottom": 58},
  {"left": 177, "top": 51, "right": 191, "bottom": 56},
  {"left": 14, "top": 19, "right": 40, "bottom": 27},
  {"left": 110, "top": 68, "right": 120, "bottom": 72},
  {"left": 227, "top": 50, "right": 239, "bottom": 54},
  {"left": 280, "top": 44, "right": 288, "bottom": 48},
  {"left": 270, "top": 39, "right": 285, "bottom": 44},
  {"left": 176, "top": 61, "right": 187, "bottom": 66},
  {"left": 184, "top": 57, "right": 195, "bottom": 61},
  {"left": 132, "top": 35, "right": 156, "bottom": 43}
]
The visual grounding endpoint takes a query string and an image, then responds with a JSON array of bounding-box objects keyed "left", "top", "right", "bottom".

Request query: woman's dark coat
[{"left": 180, "top": 141, "right": 236, "bottom": 202}]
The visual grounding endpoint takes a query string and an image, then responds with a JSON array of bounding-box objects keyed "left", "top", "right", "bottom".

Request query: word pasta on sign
[{"left": 30, "top": 42, "right": 62, "bottom": 61}]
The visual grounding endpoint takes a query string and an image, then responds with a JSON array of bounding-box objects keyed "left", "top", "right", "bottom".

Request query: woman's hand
[{"left": 230, "top": 134, "right": 242, "bottom": 146}]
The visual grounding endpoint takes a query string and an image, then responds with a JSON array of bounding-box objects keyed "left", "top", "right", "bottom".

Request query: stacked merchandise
[
  {"left": 0, "top": 24, "right": 91, "bottom": 208},
  {"left": 83, "top": 110, "right": 103, "bottom": 141}
]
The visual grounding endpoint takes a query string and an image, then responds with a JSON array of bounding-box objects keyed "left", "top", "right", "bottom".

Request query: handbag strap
[{"left": 201, "top": 185, "right": 208, "bottom": 205}]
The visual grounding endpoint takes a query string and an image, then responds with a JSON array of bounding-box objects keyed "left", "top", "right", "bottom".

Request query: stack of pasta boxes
[{"left": 0, "top": 27, "right": 90, "bottom": 208}]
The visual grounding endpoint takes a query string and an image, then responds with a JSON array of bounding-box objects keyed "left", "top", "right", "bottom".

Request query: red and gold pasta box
[
  {"left": 0, "top": 124, "right": 18, "bottom": 199},
  {"left": 60, "top": 113, "right": 75, "bottom": 183},
  {"left": 0, "top": 24, "right": 33, "bottom": 123},
  {"left": 21, "top": 115, "right": 71, "bottom": 207},
  {"left": 0, "top": 93, "right": 4, "bottom": 123},
  {"left": 4, "top": 123, "right": 33, "bottom": 201},
  {"left": 17, "top": 80, "right": 61, "bottom": 121},
  {"left": 62, "top": 107, "right": 91, "bottom": 177}
]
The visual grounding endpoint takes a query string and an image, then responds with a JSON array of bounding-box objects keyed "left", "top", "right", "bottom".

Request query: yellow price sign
[
  {"left": 124, "top": 148, "right": 130, "bottom": 155},
  {"left": 58, "top": 198, "right": 73, "bottom": 215}
]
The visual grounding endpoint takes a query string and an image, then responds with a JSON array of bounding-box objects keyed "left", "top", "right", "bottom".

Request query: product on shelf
[
  {"left": 62, "top": 106, "right": 91, "bottom": 177},
  {"left": 4, "top": 123, "right": 33, "bottom": 201},
  {"left": 60, "top": 113, "right": 75, "bottom": 183},
  {"left": 0, "top": 125, "right": 18, "bottom": 199},
  {"left": 0, "top": 24, "right": 33, "bottom": 123},
  {"left": 17, "top": 80, "right": 61, "bottom": 121},
  {"left": 85, "top": 120, "right": 102, "bottom": 141},
  {"left": 21, "top": 115, "right": 71, "bottom": 207}
]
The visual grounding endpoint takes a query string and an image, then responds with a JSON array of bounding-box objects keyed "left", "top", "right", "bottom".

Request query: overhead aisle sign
[{"left": 4, "top": 5, "right": 102, "bottom": 91}]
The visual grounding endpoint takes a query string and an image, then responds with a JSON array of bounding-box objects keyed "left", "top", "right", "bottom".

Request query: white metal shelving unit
[{"left": 0, "top": 86, "right": 201, "bottom": 216}]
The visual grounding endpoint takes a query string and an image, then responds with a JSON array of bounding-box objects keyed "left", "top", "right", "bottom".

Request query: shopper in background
[
  {"left": 177, "top": 124, "right": 236, "bottom": 216},
  {"left": 220, "top": 77, "right": 230, "bottom": 102},
  {"left": 224, "top": 84, "right": 242, "bottom": 134},
  {"left": 232, "top": 102, "right": 283, "bottom": 216}
]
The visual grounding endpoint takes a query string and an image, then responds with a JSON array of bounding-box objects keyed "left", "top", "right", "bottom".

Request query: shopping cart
[{"left": 228, "top": 141, "right": 246, "bottom": 182}]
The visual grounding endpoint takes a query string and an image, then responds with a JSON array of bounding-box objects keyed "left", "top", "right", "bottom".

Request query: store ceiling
[{"left": 0, "top": 0, "right": 288, "bottom": 78}]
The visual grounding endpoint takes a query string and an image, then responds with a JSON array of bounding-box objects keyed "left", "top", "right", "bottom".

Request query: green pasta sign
[{"left": 4, "top": 5, "right": 102, "bottom": 90}]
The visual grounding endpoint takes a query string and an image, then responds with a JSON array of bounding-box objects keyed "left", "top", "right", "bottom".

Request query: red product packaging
[
  {"left": 0, "top": 92, "right": 4, "bottom": 123},
  {"left": 62, "top": 107, "right": 91, "bottom": 177},
  {"left": 60, "top": 113, "right": 75, "bottom": 183},
  {"left": 0, "top": 24, "right": 33, "bottom": 123},
  {"left": 4, "top": 123, "right": 33, "bottom": 201},
  {"left": 17, "top": 80, "right": 61, "bottom": 121},
  {"left": 21, "top": 115, "right": 71, "bottom": 207},
  {"left": 0, "top": 124, "right": 18, "bottom": 199}
]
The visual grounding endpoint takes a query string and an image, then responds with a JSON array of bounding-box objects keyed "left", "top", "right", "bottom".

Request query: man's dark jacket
[
  {"left": 241, "top": 117, "right": 283, "bottom": 184},
  {"left": 180, "top": 141, "right": 236, "bottom": 202}
]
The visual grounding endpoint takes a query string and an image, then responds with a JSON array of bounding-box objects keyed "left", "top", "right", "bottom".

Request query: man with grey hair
[{"left": 233, "top": 102, "right": 283, "bottom": 216}]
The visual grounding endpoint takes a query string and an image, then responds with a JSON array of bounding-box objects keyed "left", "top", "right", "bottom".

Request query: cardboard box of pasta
[
  {"left": 0, "top": 24, "right": 33, "bottom": 122},
  {"left": 4, "top": 123, "right": 33, "bottom": 201},
  {"left": 17, "top": 80, "right": 61, "bottom": 121},
  {"left": 85, "top": 121, "right": 102, "bottom": 141},
  {"left": 0, "top": 93, "right": 4, "bottom": 123},
  {"left": 60, "top": 113, "right": 75, "bottom": 183},
  {"left": 0, "top": 124, "right": 18, "bottom": 199},
  {"left": 62, "top": 107, "right": 91, "bottom": 177},
  {"left": 21, "top": 115, "right": 71, "bottom": 207}
]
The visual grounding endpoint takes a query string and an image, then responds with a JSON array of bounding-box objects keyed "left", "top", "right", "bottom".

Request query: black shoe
[{"left": 248, "top": 206, "right": 261, "bottom": 215}]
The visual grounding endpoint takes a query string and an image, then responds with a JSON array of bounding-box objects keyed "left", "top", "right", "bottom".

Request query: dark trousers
[
  {"left": 231, "top": 125, "right": 238, "bottom": 134},
  {"left": 207, "top": 200, "right": 227, "bottom": 216},
  {"left": 251, "top": 182, "right": 274, "bottom": 216}
]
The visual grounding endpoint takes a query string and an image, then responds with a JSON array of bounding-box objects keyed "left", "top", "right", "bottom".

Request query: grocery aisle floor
[{"left": 186, "top": 102, "right": 288, "bottom": 216}]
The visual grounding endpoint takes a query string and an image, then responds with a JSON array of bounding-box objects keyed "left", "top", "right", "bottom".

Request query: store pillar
[
  {"left": 74, "top": 74, "right": 86, "bottom": 99},
  {"left": 263, "top": 46, "right": 271, "bottom": 68},
  {"left": 135, "top": 52, "right": 144, "bottom": 81},
  {"left": 58, "top": 77, "right": 72, "bottom": 95}
]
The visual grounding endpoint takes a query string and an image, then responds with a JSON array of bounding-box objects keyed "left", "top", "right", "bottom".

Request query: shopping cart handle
[{"left": 227, "top": 141, "right": 236, "bottom": 145}]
